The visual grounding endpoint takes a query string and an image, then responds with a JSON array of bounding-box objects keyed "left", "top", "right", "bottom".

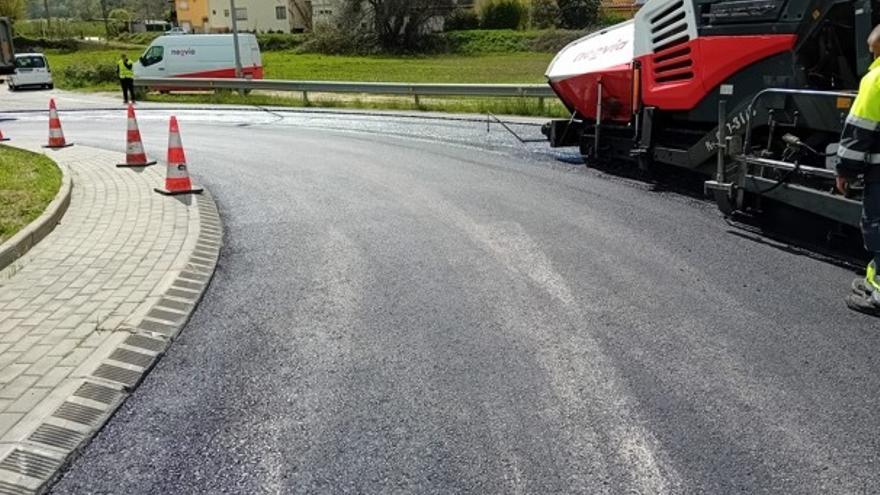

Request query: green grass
[
  {"left": 262, "top": 52, "right": 553, "bottom": 83},
  {"left": 45, "top": 49, "right": 562, "bottom": 116},
  {"left": 143, "top": 91, "right": 569, "bottom": 118},
  {"left": 45, "top": 49, "right": 552, "bottom": 88},
  {"left": 0, "top": 146, "right": 62, "bottom": 243}
]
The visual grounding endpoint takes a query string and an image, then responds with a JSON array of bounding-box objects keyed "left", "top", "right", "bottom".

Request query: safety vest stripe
[
  {"left": 846, "top": 113, "right": 880, "bottom": 132},
  {"left": 837, "top": 144, "right": 880, "bottom": 164}
]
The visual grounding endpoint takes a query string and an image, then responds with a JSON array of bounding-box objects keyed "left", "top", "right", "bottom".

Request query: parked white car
[{"left": 7, "top": 53, "right": 53, "bottom": 91}]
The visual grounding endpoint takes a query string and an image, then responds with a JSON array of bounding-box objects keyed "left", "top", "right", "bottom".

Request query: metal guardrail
[{"left": 134, "top": 77, "right": 556, "bottom": 104}]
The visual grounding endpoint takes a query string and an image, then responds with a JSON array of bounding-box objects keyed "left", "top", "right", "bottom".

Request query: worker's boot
[
  {"left": 846, "top": 261, "right": 880, "bottom": 316},
  {"left": 845, "top": 291, "right": 880, "bottom": 316},
  {"left": 852, "top": 277, "right": 873, "bottom": 297}
]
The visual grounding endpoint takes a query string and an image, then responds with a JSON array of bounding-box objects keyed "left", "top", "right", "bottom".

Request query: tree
[
  {"left": 107, "top": 7, "right": 130, "bottom": 36},
  {"left": 0, "top": 0, "right": 27, "bottom": 20},
  {"left": 557, "top": 0, "right": 598, "bottom": 29},
  {"left": 480, "top": 0, "right": 525, "bottom": 29},
  {"left": 356, "top": 0, "right": 454, "bottom": 51},
  {"left": 529, "top": 0, "right": 560, "bottom": 29}
]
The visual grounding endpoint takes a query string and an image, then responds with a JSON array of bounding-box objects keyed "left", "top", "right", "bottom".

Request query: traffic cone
[
  {"left": 0, "top": 129, "right": 9, "bottom": 142},
  {"left": 44, "top": 99, "right": 73, "bottom": 149},
  {"left": 117, "top": 104, "right": 156, "bottom": 168},
  {"left": 154, "top": 116, "right": 203, "bottom": 196}
]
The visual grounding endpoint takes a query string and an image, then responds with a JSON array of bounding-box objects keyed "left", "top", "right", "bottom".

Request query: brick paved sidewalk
[{"left": 0, "top": 142, "right": 220, "bottom": 494}]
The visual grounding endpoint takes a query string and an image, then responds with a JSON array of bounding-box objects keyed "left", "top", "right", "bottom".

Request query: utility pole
[
  {"left": 229, "top": 0, "right": 243, "bottom": 78},
  {"left": 42, "top": 0, "right": 50, "bottom": 32},
  {"left": 100, "top": 0, "right": 109, "bottom": 38}
]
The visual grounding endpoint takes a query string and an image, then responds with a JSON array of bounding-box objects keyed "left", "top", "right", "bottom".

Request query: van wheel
[
  {"left": 7, "top": 84, "right": 14, "bottom": 92},
  {"left": 47, "top": 83, "right": 54, "bottom": 90}
]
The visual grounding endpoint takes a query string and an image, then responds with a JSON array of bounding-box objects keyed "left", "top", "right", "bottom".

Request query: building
[
  {"left": 174, "top": 0, "right": 211, "bottom": 33},
  {"left": 311, "top": 0, "right": 471, "bottom": 31},
  {"left": 175, "top": 0, "right": 312, "bottom": 34}
]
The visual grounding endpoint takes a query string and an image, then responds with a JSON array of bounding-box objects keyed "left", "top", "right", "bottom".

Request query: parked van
[
  {"left": 7, "top": 53, "right": 53, "bottom": 91},
  {"left": 134, "top": 34, "right": 262, "bottom": 80}
]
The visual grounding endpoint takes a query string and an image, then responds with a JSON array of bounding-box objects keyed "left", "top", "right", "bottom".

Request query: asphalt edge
[
  {"left": 0, "top": 148, "right": 72, "bottom": 274},
  {"left": 0, "top": 191, "right": 222, "bottom": 495}
]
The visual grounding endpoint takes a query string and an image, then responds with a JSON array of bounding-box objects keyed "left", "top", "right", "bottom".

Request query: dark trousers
[
  {"left": 120, "top": 78, "right": 135, "bottom": 103},
  {"left": 863, "top": 180, "right": 880, "bottom": 267}
]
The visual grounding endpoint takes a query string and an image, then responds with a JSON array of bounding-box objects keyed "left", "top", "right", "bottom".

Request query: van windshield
[
  {"left": 141, "top": 46, "right": 164, "bottom": 66},
  {"left": 15, "top": 56, "right": 45, "bottom": 69}
]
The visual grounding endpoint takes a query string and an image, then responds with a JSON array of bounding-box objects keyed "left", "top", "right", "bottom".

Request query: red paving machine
[{"left": 544, "top": 0, "right": 878, "bottom": 228}]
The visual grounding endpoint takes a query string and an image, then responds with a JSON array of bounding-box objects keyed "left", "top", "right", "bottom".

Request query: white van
[
  {"left": 7, "top": 53, "right": 53, "bottom": 91},
  {"left": 134, "top": 34, "right": 263, "bottom": 80}
]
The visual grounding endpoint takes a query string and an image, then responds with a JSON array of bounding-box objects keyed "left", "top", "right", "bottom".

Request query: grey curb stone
[{"left": 0, "top": 153, "right": 72, "bottom": 272}]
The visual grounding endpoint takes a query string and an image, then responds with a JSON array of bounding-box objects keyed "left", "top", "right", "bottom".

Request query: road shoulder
[{"left": 0, "top": 143, "right": 221, "bottom": 495}]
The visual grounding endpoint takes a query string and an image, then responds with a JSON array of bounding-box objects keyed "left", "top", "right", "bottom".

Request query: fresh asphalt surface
[{"left": 2, "top": 93, "right": 880, "bottom": 493}]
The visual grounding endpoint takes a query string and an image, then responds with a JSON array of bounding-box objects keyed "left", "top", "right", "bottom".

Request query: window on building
[
  {"left": 235, "top": 7, "right": 247, "bottom": 20},
  {"left": 224, "top": 9, "right": 229, "bottom": 17},
  {"left": 276, "top": 6, "right": 287, "bottom": 19}
]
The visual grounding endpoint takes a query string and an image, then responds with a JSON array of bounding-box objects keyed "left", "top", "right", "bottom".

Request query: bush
[
  {"left": 256, "top": 33, "right": 310, "bottom": 51},
  {"left": 558, "top": 0, "right": 600, "bottom": 29},
  {"left": 480, "top": 0, "right": 527, "bottom": 30},
  {"left": 530, "top": 0, "right": 561, "bottom": 29},
  {"left": 107, "top": 8, "right": 131, "bottom": 37},
  {"left": 12, "top": 19, "right": 107, "bottom": 39},
  {"left": 525, "top": 28, "right": 589, "bottom": 51},
  {"left": 113, "top": 32, "right": 162, "bottom": 45},
  {"left": 12, "top": 36, "right": 80, "bottom": 52},
  {"left": 299, "top": 26, "right": 377, "bottom": 55},
  {"left": 58, "top": 61, "right": 118, "bottom": 88},
  {"left": 445, "top": 8, "right": 480, "bottom": 31}
]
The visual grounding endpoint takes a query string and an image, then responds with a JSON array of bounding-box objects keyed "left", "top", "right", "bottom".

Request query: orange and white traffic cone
[
  {"left": 154, "top": 116, "right": 203, "bottom": 196},
  {"left": 0, "top": 129, "right": 9, "bottom": 142},
  {"left": 117, "top": 104, "right": 156, "bottom": 168},
  {"left": 44, "top": 99, "right": 73, "bottom": 149}
]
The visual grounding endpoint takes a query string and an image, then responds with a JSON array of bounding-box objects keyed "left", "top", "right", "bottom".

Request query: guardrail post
[
  {"left": 303, "top": 91, "right": 310, "bottom": 106},
  {"left": 538, "top": 97, "right": 545, "bottom": 111},
  {"left": 414, "top": 94, "right": 420, "bottom": 107}
]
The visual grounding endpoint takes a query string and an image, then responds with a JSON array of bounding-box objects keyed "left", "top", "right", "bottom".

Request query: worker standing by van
[
  {"left": 117, "top": 53, "right": 135, "bottom": 104},
  {"left": 837, "top": 25, "right": 880, "bottom": 316}
]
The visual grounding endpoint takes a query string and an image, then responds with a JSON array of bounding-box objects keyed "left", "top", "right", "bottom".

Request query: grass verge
[
  {"left": 0, "top": 146, "right": 63, "bottom": 244},
  {"left": 143, "top": 91, "right": 569, "bottom": 118},
  {"left": 45, "top": 49, "right": 563, "bottom": 117}
]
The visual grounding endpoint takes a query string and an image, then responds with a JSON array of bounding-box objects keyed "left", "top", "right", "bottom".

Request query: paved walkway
[{"left": 0, "top": 142, "right": 219, "bottom": 494}]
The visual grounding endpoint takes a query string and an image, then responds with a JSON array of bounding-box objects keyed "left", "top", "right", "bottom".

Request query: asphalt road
[{"left": 3, "top": 92, "right": 880, "bottom": 494}]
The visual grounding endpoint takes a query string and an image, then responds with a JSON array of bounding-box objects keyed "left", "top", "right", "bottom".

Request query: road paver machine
[{"left": 544, "top": 0, "right": 879, "bottom": 227}]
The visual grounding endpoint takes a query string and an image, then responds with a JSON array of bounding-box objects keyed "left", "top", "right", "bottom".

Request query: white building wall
[{"left": 207, "top": 0, "right": 295, "bottom": 33}]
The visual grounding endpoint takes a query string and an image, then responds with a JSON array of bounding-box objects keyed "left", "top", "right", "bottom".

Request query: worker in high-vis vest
[
  {"left": 117, "top": 53, "right": 135, "bottom": 104},
  {"left": 837, "top": 24, "right": 880, "bottom": 316}
]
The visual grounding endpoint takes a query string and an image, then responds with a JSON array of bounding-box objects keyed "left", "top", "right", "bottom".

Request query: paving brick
[
  {"left": 17, "top": 345, "right": 52, "bottom": 365},
  {"left": 0, "top": 365, "right": 28, "bottom": 385},
  {"left": 24, "top": 356, "right": 63, "bottom": 377},
  {"left": 8, "top": 336, "right": 39, "bottom": 353},
  {"left": 0, "top": 375, "right": 39, "bottom": 399},
  {"left": 58, "top": 349, "right": 93, "bottom": 368},
  {"left": 5, "top": 389, "right": 49, "bottom": 413},
  {"left": 0, "top": 413, "right": 22, "bottom": 437},
  {"left": 34, "top": 367, "right": 73, "bottom": 389}
]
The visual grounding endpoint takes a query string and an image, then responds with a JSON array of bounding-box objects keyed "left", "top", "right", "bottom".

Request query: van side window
[{"left": 141, "top": 46, "right": 164, "bottom": 67}]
